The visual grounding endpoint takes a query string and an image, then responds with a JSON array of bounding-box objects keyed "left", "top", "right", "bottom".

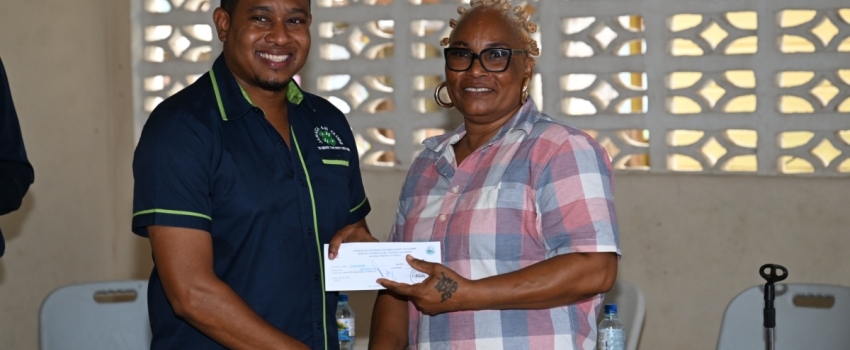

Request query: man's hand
[
  {"left": 328, "top": 219, "right": 376, "bottom": 260},
  {"left": 377, "top": 255, "right": 473, "bottom": 316}
]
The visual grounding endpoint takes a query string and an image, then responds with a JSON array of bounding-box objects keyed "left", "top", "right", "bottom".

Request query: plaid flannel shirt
[{"left": 389, "top": 101, "right": 621, "bottom": 350}]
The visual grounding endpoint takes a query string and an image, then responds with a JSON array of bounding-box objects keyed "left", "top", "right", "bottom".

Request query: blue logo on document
[{"left": 426, "top": 246, "right": 436, "bottom": 255}]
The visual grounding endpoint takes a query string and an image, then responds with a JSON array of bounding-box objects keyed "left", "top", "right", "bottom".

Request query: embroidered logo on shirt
[{"left": 314, "top": 126, "right": 350, "bottom": 152}]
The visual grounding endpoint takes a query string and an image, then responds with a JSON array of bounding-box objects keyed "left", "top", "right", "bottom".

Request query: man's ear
[{"left": 213, "top": 8, "right": 230, "bottom": 43}]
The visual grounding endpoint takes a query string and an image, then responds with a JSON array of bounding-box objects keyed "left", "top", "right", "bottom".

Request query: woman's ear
[{"left": 524, "top": 56, "right": 535, "bottom": 77}]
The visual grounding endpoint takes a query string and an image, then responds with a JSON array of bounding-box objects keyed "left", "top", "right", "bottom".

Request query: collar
[
  {"left": 209, "top": 53, "right": 310, "bottom": 121},
  {"left": 423, "top": 99, "right": 540, "bottom": 153}
]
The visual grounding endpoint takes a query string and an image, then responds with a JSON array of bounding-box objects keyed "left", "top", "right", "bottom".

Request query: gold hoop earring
[
  {"left": 520, "top": 77, "right": 530, "bottom": 105},
  {"left": 434, "top": 82, "right": 454, "bottom": 108}
]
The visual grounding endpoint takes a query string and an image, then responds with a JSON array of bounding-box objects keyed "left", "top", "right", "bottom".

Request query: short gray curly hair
[{"left": 440, "top": 0, "right": 540, "bottom": 61}]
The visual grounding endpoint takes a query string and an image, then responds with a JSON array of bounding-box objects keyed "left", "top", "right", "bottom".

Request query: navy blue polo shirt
[{"left": 132, "top": 54, "right": 370, "bottom": 350}]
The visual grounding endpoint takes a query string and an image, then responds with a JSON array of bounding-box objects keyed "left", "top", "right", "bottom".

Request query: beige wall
[
  {"left": 357, "top": 171, "right": 850, "bottom": 349},
  {"left": 0, "top": 1, "right": 848, "bottom": 349},
  {"left": 0, "top": 0, "right": 144, "bottom": 348}
]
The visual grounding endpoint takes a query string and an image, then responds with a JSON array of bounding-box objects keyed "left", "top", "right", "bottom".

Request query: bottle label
[
  {"left": 337, "top": 318, "right": 355, "bottom": 340},
  {"left": 597, "top": 328, "right": 625, "bottom": 350}
]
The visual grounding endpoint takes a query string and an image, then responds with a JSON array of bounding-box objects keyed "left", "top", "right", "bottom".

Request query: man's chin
[{"left": 253, "top": 75, "right": 291, "bottom": 92}]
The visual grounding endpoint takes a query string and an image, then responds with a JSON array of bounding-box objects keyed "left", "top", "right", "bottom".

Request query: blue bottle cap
[
  {"left": 604, "top": 304, "right": 617, "bottom": 314},
  {"left": 339, "top": 294, "right": 348, "bottom": 302}
]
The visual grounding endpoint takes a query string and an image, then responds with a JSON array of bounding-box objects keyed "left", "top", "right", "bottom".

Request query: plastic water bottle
[
  {"left": 336, "top": 293, "right": 355, "bottom": 350},
  {"left": 597, "top": 304, "right": 625, "bottom": 350}
]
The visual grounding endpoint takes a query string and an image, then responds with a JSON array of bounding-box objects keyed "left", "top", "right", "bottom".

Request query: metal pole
[{"left": 760, "top": 264, "right": 787, "bottom": 350}]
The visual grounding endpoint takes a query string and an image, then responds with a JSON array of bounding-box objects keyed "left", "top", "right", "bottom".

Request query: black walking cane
[{"left": 759, "top": 264, "right": 787, "bottom": 350}]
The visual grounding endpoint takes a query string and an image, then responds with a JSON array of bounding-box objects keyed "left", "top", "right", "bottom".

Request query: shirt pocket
[{"left": 454, "top": 183, "right": 532, "bottom": 263}]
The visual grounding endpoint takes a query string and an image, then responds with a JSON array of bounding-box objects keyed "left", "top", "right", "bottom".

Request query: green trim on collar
[
  {"left": 210, "top": 69, "right": 255, "bottom": 121},
  {"left": 238, "top": 84, "right": 255, "bottom": 105},
  {"left": 287, "top": 80, "right": 304, "bottom": 105},
  {"left": 210, "top": 69, "right": 304, "bottom": 121},
  {"left": 210, "top": 70, "right": 229, "bottom": 121}
]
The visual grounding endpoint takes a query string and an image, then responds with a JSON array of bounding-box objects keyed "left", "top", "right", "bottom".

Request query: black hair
[{"left": 220, "top": 0, "right": 311, "bottom": 15}]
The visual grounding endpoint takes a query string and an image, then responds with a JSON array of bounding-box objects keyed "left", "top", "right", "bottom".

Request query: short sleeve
[
  {"left": 345, "top": 128, "right": 370, "bottom": 225},
  {"left": 132, "top": 112, "right": 214, "bottom": 237},
  {"left": 387, "top": 200, "right": 407, "bottom": 243},
  {"left": 535, "top": 130, "right": 620, "bottom": 258}
]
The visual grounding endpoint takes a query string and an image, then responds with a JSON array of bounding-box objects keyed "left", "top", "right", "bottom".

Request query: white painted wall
[{"left": 0, "top": 1, "right": 847, "bottom": 349}]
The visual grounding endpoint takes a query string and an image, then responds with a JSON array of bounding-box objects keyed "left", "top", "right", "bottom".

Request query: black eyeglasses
[{"left": 443, "top": 48, "right": 528, "bottom": 72}]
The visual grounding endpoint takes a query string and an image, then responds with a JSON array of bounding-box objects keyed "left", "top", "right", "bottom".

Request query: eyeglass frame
[{"left": 443, "top": 47, "right": 529, "bottom": 73}]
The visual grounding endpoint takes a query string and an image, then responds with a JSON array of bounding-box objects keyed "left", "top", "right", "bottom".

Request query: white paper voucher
[{"left": 323, "top": 242, "right": 442, "bottom": 291}]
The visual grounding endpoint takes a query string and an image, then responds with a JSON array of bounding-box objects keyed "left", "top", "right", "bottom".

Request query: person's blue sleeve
[{"left": 132, "top": 111, "right": 213, "bottom": 237}]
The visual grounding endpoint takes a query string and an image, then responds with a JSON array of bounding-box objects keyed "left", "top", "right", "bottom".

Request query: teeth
[
  {"left": 464, "top": 88, "right": 492, "bottom": 92},
  {"left": 259, "top": 53, "right": 289, "bottom": 62}
]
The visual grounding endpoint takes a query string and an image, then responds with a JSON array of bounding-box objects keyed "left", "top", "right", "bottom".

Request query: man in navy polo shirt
[{"left": 131, "top": 0, "right": 374, "bottom": 348}]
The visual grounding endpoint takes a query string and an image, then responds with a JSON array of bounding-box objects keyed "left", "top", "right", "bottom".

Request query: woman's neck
[{"left": 453, "top": 104, "right": 522, "bottom": 165}]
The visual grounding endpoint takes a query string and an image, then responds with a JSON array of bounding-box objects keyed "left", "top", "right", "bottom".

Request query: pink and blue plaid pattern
[{"left": 389, "top": 101, "right": 621, "bottom": 350}]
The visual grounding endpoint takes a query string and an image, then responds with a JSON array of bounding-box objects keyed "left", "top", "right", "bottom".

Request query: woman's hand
[{"left": 377, "top": 255, "right": 474, "bottom": 315}]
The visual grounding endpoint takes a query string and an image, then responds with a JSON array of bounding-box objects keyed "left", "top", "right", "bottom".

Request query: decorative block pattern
[
  {"left": 668, "top": 12, "right": 758, "bottom": 56},
  {"left": 778, "top": 130, "right": 850, "bottom": 173},
  {"left": 585, "top": 130, "right": 650, "bottom": 170},
  {"left": 134, "top": 0, "right": 850, "bottom": 176},
  {"left": 778, "top": 70, "right": 850, "bottom": 113},
  {"left": 667, "top": 71, "right": 757, "bottom": 114},
  {"left": 562, "top": 15, "right": 646, "bottom": 57},
  {"left": 667, "top": 129, "right": 758, "bottom": 173},
  {"left": 134, "top": 0, "right": 220, "bottom": 140},
  {"left": 562, "top": 73, "right": 648, "bottom": 115},
  {"left": 778, "top": 9, "right": 850, "bottom": 53}
]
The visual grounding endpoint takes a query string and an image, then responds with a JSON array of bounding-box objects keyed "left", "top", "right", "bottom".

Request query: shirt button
[
  {"left": 314, "top": 274, "right": 320, "bottom": 281},
  {"left": 252, "top": 107, "right": 262, "bottom": 114},
  {"left": 439, "top": 214, "right": 447, "bottom": 222},
  {"left": 316, "top": 322, "right": 322, "bottom": 330},
  {"left": 451, "top": 186, "right": 459, "bottom": 193},
  {"left": 307, "top": 228, "right": 314, "bottom": 235}
]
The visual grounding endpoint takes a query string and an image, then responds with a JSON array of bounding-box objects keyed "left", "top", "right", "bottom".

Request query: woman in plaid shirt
[{"left": 369, "top": 1, "right": 621, "bottom": 349}]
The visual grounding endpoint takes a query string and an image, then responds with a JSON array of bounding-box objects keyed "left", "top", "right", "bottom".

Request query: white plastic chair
[
  {"left": 39, "top": 280, "right": 151, "bottom": 350},
  {"left": 600, "top": 278, "right": 646, "bottom": 350},
  {"left": 717, "top": 283, "right": 850, "bottom": 350}
]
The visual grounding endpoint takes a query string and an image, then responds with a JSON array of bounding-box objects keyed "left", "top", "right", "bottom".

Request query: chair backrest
[
  {"left": 717, "top": 283, "right": 850, "bottom": 350},
  {"left": 600, "top": 278, "right": 646, "bottom": 350},
  {"left": 39, "top": 280, "right": 151, "bottom": 350}
]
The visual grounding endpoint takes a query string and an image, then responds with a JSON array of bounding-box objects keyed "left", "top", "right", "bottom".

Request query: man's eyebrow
[
  {"left": 246, "top": 5, "right": 273, "bottom": 13},
  {"left": 287, "top": 7, "right": 309, "bottom": 15},
  {"left": 245, "top": 5, "right": 308, "bottom": 15}
]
